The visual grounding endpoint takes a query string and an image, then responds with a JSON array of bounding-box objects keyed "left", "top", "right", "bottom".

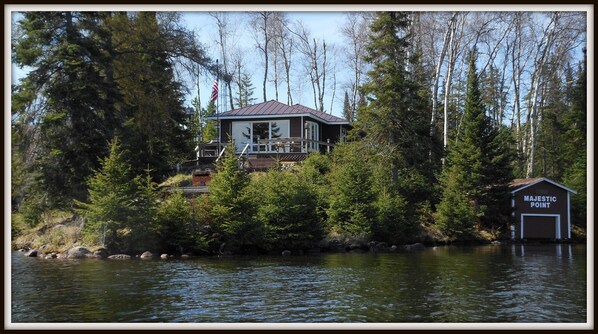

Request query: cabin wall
[{"left": 513, "top": 182, "right": 570, "bottom": 240}]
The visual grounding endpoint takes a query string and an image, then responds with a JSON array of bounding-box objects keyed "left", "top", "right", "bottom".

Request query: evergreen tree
[
  {"left": 12, "top": 12, "right": 121, "bottom": 205},
  {"left": 249, "top": 170, "right": 323, "bottom": 251},
  {"left": 436, "top": 50, "right": 513, "bottom": 238},
  {"left": 358, "top": 12, "right": 431, "bottom": 183},
  {"left": 202, "top": 101, "right": 218, "bottom": 142},
  {"left": 234, "top": 72, "right": 257, "bottom": 108},
  {"left": 326, "top": 142, "right": 375, "bottom": 236},
  {"left": 342, "top": 90, "right": 354, "bottom": 123},
  {"left": 207, "top": 143, "right": 260, "bottom": 253},
  {"left": 369, "top": 153, "right": 420, "bottom": 244},
  {"left": 562, "top": 52, "right": 587, "bottom": 227},
  {"left": 563, "top": 148, "right": 586, "bottom": 227},
  {"left": 75, "top": 137, "right": 136, "bottom": 250},
  {"left": 156, "top": 191, "right": 193, "bottom": 253},
  {"left": 128, "top": 167, "right": 160, "bottom": 252},
  {"left": 300, "top": 153, "right": 333, "bottom": 223},
  {"left": 12, "top": 11, "right": 215, "bottom": 209},
  {"left": 112, "top": 12, "right": 193, "bottom": 180}
]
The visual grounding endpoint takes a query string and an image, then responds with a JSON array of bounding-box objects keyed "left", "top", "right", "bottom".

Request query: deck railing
[{"left": 196, "top": 137, "right": 334, "bottom": 157}]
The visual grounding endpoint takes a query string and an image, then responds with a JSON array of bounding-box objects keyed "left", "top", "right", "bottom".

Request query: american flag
[{"left": 210, "top": 79, "right": 218, "bottom": 102}]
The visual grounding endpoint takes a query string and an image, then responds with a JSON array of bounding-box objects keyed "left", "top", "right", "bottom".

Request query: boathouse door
[{"left": 521, "top": 214, "right": 560, "bottom": 239}]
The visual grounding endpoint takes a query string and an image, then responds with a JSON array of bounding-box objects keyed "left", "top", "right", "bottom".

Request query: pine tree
[
  {"left": 562, "top": 51, "right": 587, "bottom": 227},
  {"left": 436, "top": 50, "right": 513, "bottom": 238},
  {"left": 300, "top": 153, "right": 332, "bottom": 226},
  {"left": 342, "top": 90, "right": 353, "bottom": 123},
  {"left": 12, "top": 12, "right": 121, "bottom": 205},
  {"left": 128, "top": 167, "right": 160, "bottom": 252},
  {"left": 326, "top": 142, "right": 375, "bottom": 236},
  {"left": 156, "top": 191, "right": 193, "bottom": 253},
  {"left": 75, "top": 137, "right": 136, "bottom": 250},
  {"left": 249, "top": 170, "right": 322, "bottom": 251},
  {"left": 202, "top": 101, "right": 218, "bottom": 142},
  {"left": 112, "top": 12, "right": 193, "bottom": 180},
  {"left": 234, "top": 72, "right": 257, "bottom": 108},
  {"left": 12, "top": 11, "right": 215, "bottom": 209},
  {"left": 207, "top": 143, "right": 260, "bottom": 253},
  {"left": 358, "top": 12, "right": 431, "bottom": 185}
]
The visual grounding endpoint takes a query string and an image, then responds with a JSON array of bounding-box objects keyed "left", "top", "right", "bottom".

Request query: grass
[
  {"left": 11, "top": 210, "right": 87, "bottom": 253},
  {"left": 158, "top": 174, "right": 193, "bottom": 188}
]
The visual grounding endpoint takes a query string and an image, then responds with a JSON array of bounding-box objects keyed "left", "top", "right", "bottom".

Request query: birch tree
[
  {"left": 340, "top": 12, "right": 371, "bottom": 121},
  {"left": 209, "top": 12, "right": 239, "bottom": 111},
  {"left": 442, "top": 12, "right": 466, "bottom": 150},
  {"left": 525, "top": 12, "right": 560, "bottom": 178},
  {"left": 293, "top": 21, "right": 332, "bottom": 112},
  {"left": 249, "top": 11, "right": 274, "bottom": 102}
]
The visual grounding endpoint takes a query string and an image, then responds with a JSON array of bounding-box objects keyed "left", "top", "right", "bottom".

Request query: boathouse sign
[
  {"left": 510, "top": 178, "right": 577, "bottom": 240},
  {"left": 523, "top": 195, "right": 558, "bottom": 209}
]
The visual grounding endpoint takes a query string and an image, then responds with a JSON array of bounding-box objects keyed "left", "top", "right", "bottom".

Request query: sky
[
  {"left": 8, "top": 5, "right": 592, "bottom": 119},
  {"left": 9, "top": 10, "right": 356, "bottom": 118},
  {"left": 180, "top": 11, "right": 350, "bottom": 117}
]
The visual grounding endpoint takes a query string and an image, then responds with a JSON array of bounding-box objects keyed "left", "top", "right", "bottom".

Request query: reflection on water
[{"left": 11, "top": 244, "right": 587, "bottom": 323}]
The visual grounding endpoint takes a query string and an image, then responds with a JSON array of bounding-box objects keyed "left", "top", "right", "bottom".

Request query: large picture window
[{"left": 231, "top": 120, "right": 289, "bottom": 153}]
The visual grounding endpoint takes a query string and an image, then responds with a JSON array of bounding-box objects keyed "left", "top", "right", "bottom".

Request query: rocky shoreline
[{"left": 16, "top": 240, "right": 438, "bottom": 261}]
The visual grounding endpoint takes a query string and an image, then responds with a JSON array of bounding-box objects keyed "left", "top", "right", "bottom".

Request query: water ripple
[{"left": 11, "top": 245, "right": 587, "bottom": 323}]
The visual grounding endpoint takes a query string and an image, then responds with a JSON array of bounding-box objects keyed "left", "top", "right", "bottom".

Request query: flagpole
[
  {"left": 196, "top": 64, "right": 201, "bottom": 163},
  {"left": 216, "top": 59, "right": 221, "bottom": 154}
]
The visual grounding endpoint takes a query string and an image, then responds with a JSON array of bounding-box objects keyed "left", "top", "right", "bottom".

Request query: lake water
[{"left": 10, "top": 244, "right": 588, "bottom": 326}]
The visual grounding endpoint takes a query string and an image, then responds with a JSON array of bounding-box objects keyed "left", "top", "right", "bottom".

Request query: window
[
  {"left": 231, "top": 120, "right": 289, "bottom": 153},
  {"left": 304, "top": 121, "right": 319, "bottom": 152}
]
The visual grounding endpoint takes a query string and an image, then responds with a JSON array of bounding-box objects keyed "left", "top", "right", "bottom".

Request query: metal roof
[
  {"left": 510, "top": 177, "right": 577, "bottom": 194},
  {"left": 209, "top": 100, "right": 349, "bottom": 125}
]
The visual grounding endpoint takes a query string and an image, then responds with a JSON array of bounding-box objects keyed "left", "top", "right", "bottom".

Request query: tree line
[
  {"left": 11, "top": 11, "right": 587, "bottom": 252},
  {"left": 201, "top": 11, "right": 586, "bottom": 182},
  {"left": 11, "top": 12, "right": 217, "bottom": 218}
]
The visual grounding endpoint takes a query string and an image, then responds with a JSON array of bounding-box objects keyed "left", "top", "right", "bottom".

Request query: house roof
[
  {"left": 208, "top": 100, "right": 350, "bottom": 125},
  {"left": 510, "top": 177, "right": 577, "bottom": 194}
]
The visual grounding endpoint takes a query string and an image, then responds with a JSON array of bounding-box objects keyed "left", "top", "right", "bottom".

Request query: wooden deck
[{"left": 197, "top": 138, "right": 334, "bottom": 158}]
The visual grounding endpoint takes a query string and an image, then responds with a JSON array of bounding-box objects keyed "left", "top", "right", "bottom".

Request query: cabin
[
  {"left": 510, "top": 178, "right": 577, "bottom": 241},
  {"left": 198, "top": 100, "right": 351, "bottom": 171}
]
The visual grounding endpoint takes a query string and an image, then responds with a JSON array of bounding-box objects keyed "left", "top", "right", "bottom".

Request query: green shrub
[
  {"left": 156, "top": 191, "right": 193, "bottom": 253},
  {"left": 326, "top": 142, "right": 375, "bottom": 237},
  {"left": 248, "top": 170, "right": 323, "bottom": 251}
]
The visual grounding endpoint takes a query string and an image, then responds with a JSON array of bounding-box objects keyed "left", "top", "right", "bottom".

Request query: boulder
[
  {"left": 93, "top": 248, "right": 109, "bottom": 259},
  {"left": 369, "top": 241, "right": 389, "bottom": 253},
  {"left": 281, "top": 250, "right": 292, "bottom": 256},
  {"left": 491, "top": 240, "right": 501, "bottom": 245},
  {"left": 404, "top": 243, "right": 426, "bottom": 252},
  {"left": 108, "top": 254, "right": 131, "bottom": 260},
  {"left": 180, "top": 254, "right": 191, "bottom": 259},
  {"left": 25, "top": 249, "right": 38, "bottom": 257},
  {"left": 140, "top": 251, "right": 153, "bottom": 259},
  {"left": 66, "top": 246, "right": 92, "bottom": 259},
  {"left": 390, "top": 245, "right": 398, "bottom": 252},
  {"left": 160, "top": 254, "right": 169, "bottom": 259},
  {"left": 44, "top": 253, "right": 57, "bottom": 259}
]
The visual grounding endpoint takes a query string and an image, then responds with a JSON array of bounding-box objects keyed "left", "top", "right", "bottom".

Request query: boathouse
[{"left": 510, "top": 178, "right": 577, "bottom": 240}]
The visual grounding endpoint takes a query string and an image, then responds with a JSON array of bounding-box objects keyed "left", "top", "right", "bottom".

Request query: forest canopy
[{"left": 11, "top": 10, "right": 588, "bottom": 252}]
